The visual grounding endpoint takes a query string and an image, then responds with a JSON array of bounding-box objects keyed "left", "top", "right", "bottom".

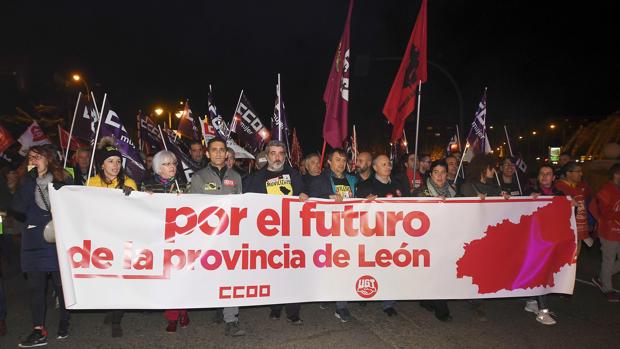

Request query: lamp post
[{"left": 71, "top": 74, "right": 91, "bottom": 97}]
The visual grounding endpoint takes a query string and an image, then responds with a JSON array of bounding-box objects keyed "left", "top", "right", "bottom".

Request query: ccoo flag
[
  {"left": 207, "top": 86, "right": 231, "bottom": 140},
  {"left": 271, "top": 74, "right": 290, "bottom": 144},
  {"left": 322, "top": 0, "right": 353, "bottom": 149},
  {"left": 462, "top": 89, "right": 492, "bottom": 162},
  {"left": 232, "top": 92, "right": 269, "bottom": 153},
  {"left": 72, "top": 93, "right": 99, "bottom": 143},
  {"left": 176, "top": 100, "right": 199, "bottom": 141},
  {"left": 382, "top": 0, "right": 428, "bottom": 142}
]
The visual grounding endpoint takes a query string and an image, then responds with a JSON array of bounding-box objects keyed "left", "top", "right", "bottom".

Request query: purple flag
[
  {"left": 207, "top": 86, "right": 231, "bottom": 140},
  {"left": 72, "top": 94, "right": 99, "bottom": 142},
  {"left": 232, "top": 92, "right": 269, "bottom": 153},
  {"left": 271, "top": 75, "right": 290, "bottom": 144},
  {"left": 139, "top": 114, "right": 163, "bottom": 155},
  {"left": 161, "top": 128, "right": 201, "bottom": 182},
  {"left": 462, "top": 89, "right": 492, "bottom": 162},
  {"left": 98, "top": 98, "right": 146, "bottom": 185},
  {"left": 322, "top": 0, "right": 353, "bottom": 148}
]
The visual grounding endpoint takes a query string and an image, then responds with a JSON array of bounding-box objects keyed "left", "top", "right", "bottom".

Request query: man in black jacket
[{"left": 243, "top": 140, "right": 308, "bottom": 325}]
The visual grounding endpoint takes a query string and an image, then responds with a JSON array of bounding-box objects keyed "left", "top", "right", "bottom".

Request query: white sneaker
[
  {"left": 524, "top": 299, "right": 538, "bottom": 313},
  {"left": 535, "top": 309, "right": 557, "bottom": 325}
]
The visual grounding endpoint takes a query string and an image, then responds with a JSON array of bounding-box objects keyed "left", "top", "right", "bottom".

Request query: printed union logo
[{"left": 356, "top": 275, "right": 378, "bottom": 298}]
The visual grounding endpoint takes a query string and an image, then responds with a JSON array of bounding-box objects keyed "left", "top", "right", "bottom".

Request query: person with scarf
[
  {"left": 413, "top": 160, "right": 454, "bottom": 322},
  {"left": 12, "top": 144, "right": 72, "bottom": 347}
]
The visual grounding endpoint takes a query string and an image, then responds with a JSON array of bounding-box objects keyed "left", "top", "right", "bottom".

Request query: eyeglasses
[
  {"left": 162, "top": 162, "right": 178, "bottom": 167},
  {"left": 28, "top": 154, "right": 43, "bottom": 161}
]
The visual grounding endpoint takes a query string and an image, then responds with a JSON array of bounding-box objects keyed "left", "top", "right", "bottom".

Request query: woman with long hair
[
  {"left": 87, "top": 137, "right": 137, "bottom": 337},
  {"left": 11, "top": 144, "right": 72, "bottom": 347}
]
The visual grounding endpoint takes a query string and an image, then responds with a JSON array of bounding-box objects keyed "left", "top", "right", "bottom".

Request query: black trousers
[
  {"left": 270, "top": 303, "right": 300, "bottom": 318},
  {"left": 26, "top": 271, "right": 70, "bottom": 327}
]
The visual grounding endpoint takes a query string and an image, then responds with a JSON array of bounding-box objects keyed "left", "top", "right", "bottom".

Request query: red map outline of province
[{"left": 456, "top": 196, "right": 576, "bottom": 294}]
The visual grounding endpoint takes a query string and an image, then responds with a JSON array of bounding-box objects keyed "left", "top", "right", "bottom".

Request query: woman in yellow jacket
[{"left": 87, "top": 137, "right": 137, "bottom": 337}]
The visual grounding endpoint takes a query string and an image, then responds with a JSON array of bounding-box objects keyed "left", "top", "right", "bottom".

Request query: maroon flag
[
  {"left": 383, "top": 0, "right": 428, "bottom": 142},
  {"left": 0, "top": 124, "right": 15, "bottom": 153},
  {"left": 176, "top": 100, "right": 199, "bottom": 141},
  {"left": 58, "top": 125, "right": 88, "bottom": 152},
  {"left": 322, "top": 0, "right": 353, "bottom": 149}
]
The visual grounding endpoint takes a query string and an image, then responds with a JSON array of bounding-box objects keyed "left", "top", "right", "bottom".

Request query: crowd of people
[{"left": 0, "top": 138, "right": 619, "bottom": 348}]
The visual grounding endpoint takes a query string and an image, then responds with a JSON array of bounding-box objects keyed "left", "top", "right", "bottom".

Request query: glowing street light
[
  {"left": 531, "top": 131, "right": 537, "bottom": 135},
  {"left": 154, "top": 108, "right": 164, "bottom": 116},
  {"left": 518, "top": 136, "right": 523, "bottom": 140},
  {"left": 175, "top": 110, "right": 183, "bottom": 118},
  {"left": 549, "top": 124, "right": 556, "bottom": 129},
  {"left": 70, "top": 73, "right": 91, "bottom": 96},
  {"left": 72, "top": 74, "right": 81, "bottom": 82}
]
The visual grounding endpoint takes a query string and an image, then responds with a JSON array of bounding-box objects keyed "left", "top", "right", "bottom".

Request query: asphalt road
[{"left": 0, "top": 240, "right": 618, "bottom": 349}]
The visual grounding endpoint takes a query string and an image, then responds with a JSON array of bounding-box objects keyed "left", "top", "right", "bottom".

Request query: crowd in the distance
[{"left": 0, "top": 138, "right": 619, "bottom": 347}]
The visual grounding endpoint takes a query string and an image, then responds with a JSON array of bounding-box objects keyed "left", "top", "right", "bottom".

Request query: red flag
[
  {"left": 0, "top": 124, "right": 15, "bottom": 153},
  {"left": 382, "top": 0, "right": 428, "bottom": 142},
  {"left": 58, "top": 125, "right": 88, "bottom": 152},
  {"left": 322, "top": 0, "right": 353, "bottom": 149}
]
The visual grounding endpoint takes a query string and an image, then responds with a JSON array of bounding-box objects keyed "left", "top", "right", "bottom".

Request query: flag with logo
[
  {"left": 17, "top": 121, "right": 51, "bottom": 155},
  {"left": 139, "top": 114, "right": 164, "bottom": 155},
  {"left": 0, "top": 123, "right": 15, "bottom": 153},
  {"left": 462, "top": 90, "right": 492, "bottom": 162},
  {"left": 323, "top": 0, "right": 353, "bottom": 149},
  {"left": 271, "top": 74, "right": 290, "bottom": 145},
  {"left": 446, "top": 133, "right": 458, "bottom": 155},
  {"left": 231, "top": 92, "right": 269, "bottom": 153},
  {"left": 72, "top": 93, "right": 99, "bottom": 143},
  {"left": 207, "top": 86, "right": 230, "bottom": 140},
  {"left": 161, "top": 128, "right": 201, "bottom": 182},
  {"left": 382, "top": 0, "right": 428, "bottom": 142},
  {"left": 98, "top": 97, "right": 146, "bottom": 184}
]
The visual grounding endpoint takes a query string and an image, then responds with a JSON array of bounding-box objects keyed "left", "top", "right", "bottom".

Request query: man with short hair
[
  {"left": 188, "top": 137, "right": 246, "bottom": 337},
  {"left": 355, "top": 152, "right": 373, "bottom": 183},
  {"left": 243, "top": 140, "right": 308, "bottom": 325},
  {"left": 72, "top": 147, "right": 92, "bottom": 185},
  {"left": 302, "top": 153, "right": 321, "bottom": 187},
  {"left": 355, "top": 154, "right": 408, "bottom": 317},
  {"left": 445, "top": 155, "right": 461, "bottom": 191},
  {"left": 404, "top": 153, "right": 423, "bottom": 191},
  {"left": 499, "top": 157, "right": 522, "bottom": 196},
  {"left": 189, "top": 140, "right": 208, "bottom": 168},
  {"left": 308, "top": 148, "right": 359, "bottom": 322}
]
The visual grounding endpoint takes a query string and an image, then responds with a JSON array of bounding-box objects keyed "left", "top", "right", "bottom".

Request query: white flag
[{"left": 18, "top": 121, "right": 51, "bottom": 156}]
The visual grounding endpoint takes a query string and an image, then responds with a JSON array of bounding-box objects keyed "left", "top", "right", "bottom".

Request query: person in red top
[
  {"left": 589, "top": 163, "right": 620, "bottom": 302},
  {"left": 555, "top": 162, "right": 591, "bottom": 254}
]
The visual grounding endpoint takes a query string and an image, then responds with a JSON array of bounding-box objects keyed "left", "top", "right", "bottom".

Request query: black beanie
[{"left": 96, "top": 145, "right": 122, "bottom": 168}]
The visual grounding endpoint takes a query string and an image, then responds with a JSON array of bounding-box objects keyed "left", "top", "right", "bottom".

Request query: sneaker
[
  {"left": 335, "top": 308, "right": 352, "bottom": 323},
  {"left": 383, "top": 307, "right": 398, "bottom": 317},
  {"left": 56, "top": 320, "right": 69, "bottom": 340},
  {"left": 592, "top": 275, "right": 604, "bottom": 292},
  {"left": 166, "top": 321, "right": 177, "bottom": 333},
  {"left": 18, "top": 328, "right": 48, "bottom": 348},
  {"left": 269, "top": 309, "right": 281, "bottom": 320},
  {"left": 213, "top": 308, "right": 224, "bottom": 324},
  {"left": 179, "top": 313, "right": 190, "bottom": 328},
  {"left": 224, "top": 321, "right": 246, "bottom": 337},
  {"left": 286, "top": 315, "right": 303, "bottom": 325},
  {"left": 535, "top": 309, "right": 557, "bottom": 325},
  {"left": 524, "top": 299, "right": 539, "bottom": 313},
  {"left": 605, "top": 291, "right": 620, "bottom": 303},
  {"left": 111, "top": 324, "right": 123, "bottom": 338}
]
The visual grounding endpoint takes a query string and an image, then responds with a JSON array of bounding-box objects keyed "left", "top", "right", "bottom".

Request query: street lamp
[
  {"left": 71, "top": 73, "right": 91, "bottom": 96},
  {"left": 153, "top": 107, "right": 172, "bottom": 128},
  {"left": 531, "top": 131, "right": 537, "bottom": 135},
  {"left": 549, "top": 124, "right": 556, "bottom": 130}
]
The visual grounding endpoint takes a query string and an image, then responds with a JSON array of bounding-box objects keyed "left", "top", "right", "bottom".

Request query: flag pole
[
  {"left": 504, "top": 124, "right": 523, "bottom": 195},
  {"left": 411, "top": 80, "right": 422, "bottom": 189},
  {"left": 63, "top": 92, "right": 82, "bottom": 168},
  {"left": 158, "top": 125, "right": 181, "bottom": 194},
  {"left": 455, "top": 123, "right": 462, "bottom": 154},
  {"left": 319, "top": 140, "right": 327, "bottom": 171},
  {"left": 86, "top": 92, "right": 106, "bottom": 186},
  {"left": 230, "top": 90, "right": 244, "bottom": 136},
  {"left": 403, "top": 129, "right": 409, "bottom": 154},
  {"left": 456, "top": 143, "right": 469, "bottom": 180}
]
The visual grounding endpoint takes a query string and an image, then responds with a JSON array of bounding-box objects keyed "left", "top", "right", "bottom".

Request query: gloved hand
[
  {"left": 28, "top": 166, "right": 38, "bottom": 179},
  {"left": 122, "top": 185, "right": 134, "bottom": 196}
]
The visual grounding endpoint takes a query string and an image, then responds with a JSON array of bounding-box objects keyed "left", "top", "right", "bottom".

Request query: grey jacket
[{"left": 189, "top": 165, "right": 242, "bottom": 195}]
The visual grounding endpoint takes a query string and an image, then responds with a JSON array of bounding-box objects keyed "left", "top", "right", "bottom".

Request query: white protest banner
[{"left": 49, "top": 186, "right": 577, "bottom": 309}]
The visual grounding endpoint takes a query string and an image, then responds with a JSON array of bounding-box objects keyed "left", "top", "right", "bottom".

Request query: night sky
[{"left": 2, "top": 0, "right": 619, "bottom": 154}]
